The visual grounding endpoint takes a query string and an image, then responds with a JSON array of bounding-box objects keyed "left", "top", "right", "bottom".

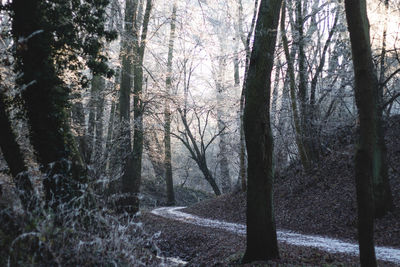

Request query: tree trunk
[
  {"left": 344, "top": 0, "right": 381, "bottom": 265},
  {"left": 281, "top": 2, "right": 309, "bottom": 171},
  {"left": 236, "top": 0, "right": 259, "bottom": 192},
  {"left": 86, "top": 77, "right": 97, "bottom": 164},
  {"left": 120, "top": 0, "right": 152, "bottom": 213},
  {"left": 144, "top": 134, "right": 165, "bottom": 181},
  {"left": 176, "top": 109, "right": 222, "bottom": 196},
  {"left": 93, "top": 76, "right": 106, "bottom": 171},
  {"left": 104, "top": 100, "right": 116, "bottom": 173},
  {"left": 296, "top": 0, "right": 318, "bottom": 169},
  {"left": 164, "top": 3, "right": 177, "bottom": 206},
  {"left": 200, "top": 159, "right": 221, "bottom": 196},
  {"left": 217, "top": 105, "right": 230, "bottom": 193},
  {"left": 215, "top": 42, "right": 231, "bottom": 194},
  {"left": 374, "top": 0, "right": 394, "bottom": 218},
  {"left": 242, "top": 0, "right": 282, "bottom": 263},
  {"left": 71, "top": 95, "right": 88, "bottom": 168},
  {"left": 105, "top": 69, "right": 120, "bottom": 174},
  {"left": 233, "top": 28, "right": 245, "bottom": 191},
  {"left": 11, "top": 0, "right": 86, "bottom": 210},
  {"left": 119, "top": 0, "right": 138, "bottom": 160},
  {"left": 117, "top": 0, "right": 139, "bottom": 213},
  {"left": 0, "top": 89, "right": 34, "bottom": 210}
]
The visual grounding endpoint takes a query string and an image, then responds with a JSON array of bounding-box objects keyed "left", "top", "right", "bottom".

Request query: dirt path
[{"left": 148, "top": 207, "right": 400, "bottom": 266}]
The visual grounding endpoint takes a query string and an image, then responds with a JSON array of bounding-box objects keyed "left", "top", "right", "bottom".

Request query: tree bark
[
  {"left": 120, "top": 0, "right": 152, "bottom": 213},
  {"left": 281, "top": 2, "right": 309, "bottom": 171},
  {"left": 176, "top": 109, "right": 222, "bottom": 196},
  {"left": 242, "top": 0, "right": 282, "bottom": 263},
  {"left": 144, "top": 133, "right": 165, "bottom": 181},
  {"left": 296, "top": 0, "right": 318, "bottom": 168},
  {"left": 93, "top": 76, "right": 106, "bottom": 172},
  {"left": 71, "top": 94, "right": 88, "bottom": 167},
  {"left": 119, "top": 0, "right": 138, "bottom": 160},
  {"left": 215, "top": 41, "right": 231, "bottom": 194},
  {"left": 344, "top": 0, "right": 380, "bottom": 265},
  {"left": 164, "top": 3, "right": 177, "bottom": 206},
  {"left": 374, "top": 0, "right": 394, "bottom": 218},
  {"left": 11, "top": 0, "right": 86, "bottom": 210},
  {"left": 236, "top": 0, "right": 259, "bottom": 192},
  {"left": 86, "top": 77, "right": 97, "bottom": 164},
  {"left": 0, "top": 89, "right": 34, "bottom": 210},
  {"left": 104, "top": 100, "right": 116, "bottom": 173}
]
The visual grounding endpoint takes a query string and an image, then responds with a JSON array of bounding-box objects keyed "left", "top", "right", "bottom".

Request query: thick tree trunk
[
  {"left": 11, "top": 0, "right": 86, "bottom": 210},
  {"left": 0, "top": 89, "right": 34, "bottom": 210},
  {"left": 119, "top": 0, "right": 138, "bottom": 160},
  {"left": 164, "top": 3, "right": 177, "bottom": 206},
  {"left": 117, "top": 0, "right": 139, "bottom": 213},
  {"left": 120, "top": 0, "right": 152, "bottom": 213},
  {"left": 242, "top": 0, "right": 282, "bottom": 263},
  {"left": 344, "top": 0, "right": 380, "bottom": 265}
]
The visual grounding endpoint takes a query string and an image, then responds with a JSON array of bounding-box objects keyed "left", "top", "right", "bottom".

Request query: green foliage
[
  {"left": 5, "top": 0, "right": 117, "bottom": 208},
  {"left": 5, "top": 0, "right": 116, "bottom": 84}
]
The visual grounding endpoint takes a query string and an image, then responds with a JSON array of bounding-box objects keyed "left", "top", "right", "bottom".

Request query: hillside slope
[{"left": 184, "top": 115, "right": 400, "bottom": 248}]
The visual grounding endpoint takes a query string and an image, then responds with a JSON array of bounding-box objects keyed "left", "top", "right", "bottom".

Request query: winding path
[{"left": 151, "top": 207, "right": 400, "bottom": 265}]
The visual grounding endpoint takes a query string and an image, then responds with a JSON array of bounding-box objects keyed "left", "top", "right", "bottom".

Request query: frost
[
  {"left": 157, "top": 255, "right": 188, "bottom": 266},
  {"left": 152, "top": 207, "right": 400, "bottom": 265}
]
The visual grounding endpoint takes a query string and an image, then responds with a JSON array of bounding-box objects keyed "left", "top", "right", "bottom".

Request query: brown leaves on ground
[{"left": 142, "top": 116, "right": 400, "bottom": 266}]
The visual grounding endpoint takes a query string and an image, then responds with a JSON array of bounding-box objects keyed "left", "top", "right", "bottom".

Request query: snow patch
[{"left": 151, "top": 207, "right": 400, "bottom": 265}]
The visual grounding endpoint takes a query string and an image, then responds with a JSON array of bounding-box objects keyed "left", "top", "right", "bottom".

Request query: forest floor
[{"left": 141, "top": 116, "right": 400, "bottom": 266}]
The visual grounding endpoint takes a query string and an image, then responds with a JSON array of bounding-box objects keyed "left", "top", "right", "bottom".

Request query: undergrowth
[{"left": 0, "top": 168, "right": 164, "bottom": 266}]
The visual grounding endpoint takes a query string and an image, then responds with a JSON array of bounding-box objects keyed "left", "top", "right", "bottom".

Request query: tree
[
  {"left": 164, "top": 2, "right": 177, "bottom": 206},
  {"left": 279, "top": 0, "right": 341, "bottom": 171},
  {"left": 280, "top": 1, "right": 309, "bottom": 171},
  {"left": 372, "top": 0, "right": 395, "bottom": 218},
  {"left": 0, "top": 88, "right": 34, "bottom": 210},
  {"left": 93, "top": 76, "right": 106, "bottom": 173},
  {"left": 242, "top": 0, "right": 282, "bottom": 263},
  {"left": 207, "top": 2, "right": 232, "bottom": 194},
  {"left": 236, "top": 0, "right": 259, "bottom": 192},
  {"left": 119, "top": 0, "right": 137, "bottom": 162},
  {"left": 119, "top": 0, "right": 153, "bottom": 213},
  {"left": 85, "top": 75, "right": 106, "bottom": 166},
  {"left": 175, "top": 106, "right": 223, "bottom": 196},
  {"left": 344, "top": 0, "right": 380, "bottom": 265},
  {"left": 10, "top": 0, "right": 115, "bottom": 210}
]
